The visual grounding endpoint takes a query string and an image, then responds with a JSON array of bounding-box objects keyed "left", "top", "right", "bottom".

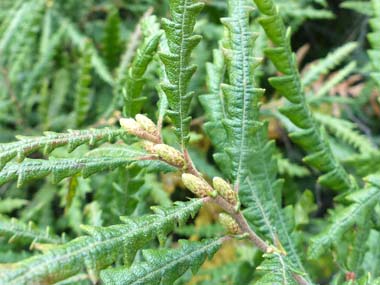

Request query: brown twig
[{"left": 128, "top": 123, "right": 310, "bottom": 285}]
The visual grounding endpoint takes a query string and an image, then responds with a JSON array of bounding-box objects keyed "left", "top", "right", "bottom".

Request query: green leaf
[
  {"left": 0, "top": 155, "right": 139, "bottom": 188},
  {"left": 308, "top": 175, "right": 380, "bottom": 259},
  {"left": 277, "top": 156, "right": 310, "bottom": 178},
  {"left": 368, "top": 0, "right": 380, "bottom": 89},
  {"left": 102, "top": 7, "right": 122, "bottom": 70},
  {"left": 302, "top": 42, "right": 357, "bottom": 87},
  {"left": 0, "top": 198, "right": 28, "bottom": 214},
  {"left": 64, "top": 16, "right": 113, "bottom": 85},
  {"left": 159, "top": 0, "right": 204, "bottom": 148},
  {"left": 0, "top": 128, "right": 124, "bottom": 171},
  {"left": 314, "top": 112, "right": 376, "bottom": 154},
  {"left": 199, "top": 48, "right": 228, "bottom": 171},
  {"left": 120, "top": 31, "right": 162, "bottom": 117},
  {"left": 217, "top": 0, "right": 264, "bottom": 184},
  {"left": 20, "top": 24, "right": 66, "bottom": 102},
  {"left": 254, "top": 0, "right": 352, "bottom": 192},
  {"left": 0, "top": 215, "right": 64, "bottom": 246},
  {"left": 0, "top": 199, "right": 203, "bottom": 285},
  {"left": 100, "top": 238, "right": 223, "bottom": 285},
  {"left": 74, "top": 40, "right": 93, "bottom": 128},
  {"left": 256, "top": 254, "right": 299, "bottom": 285}
]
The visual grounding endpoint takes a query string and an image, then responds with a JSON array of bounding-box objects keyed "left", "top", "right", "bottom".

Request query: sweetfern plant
[{"left": 1, "top": 0, "right": 380, "bottom": 284}]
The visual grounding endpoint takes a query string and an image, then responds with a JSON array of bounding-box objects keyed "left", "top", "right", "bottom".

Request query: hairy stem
[{"left": 128, "top": 123, "right": 310, "bottom": 285}]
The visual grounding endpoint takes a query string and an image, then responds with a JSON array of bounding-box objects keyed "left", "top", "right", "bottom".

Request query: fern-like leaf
[
  {"left": 102, "top": 7, "right": 122, "bottom": 70},
  {"left": 120, "top": 31, "right": 162, "bottom": 117},
  {"left": 302, "top": 42, "right": 357, "bottom": 87},
  {"left": 0, "top": 128, "right": 124, "bottom": 171},
  {"left": 368, "top": 0, "right": 380, "bottom": 89},
  {"left": 218, "top": 0, "right": 266, "bottom": 183},
  {"left": 0, "top": 215, "right": 64, "bottom": 246},
  {"left": 63, "top": 16, "right": 113, "bottom": 85},
  {"left": 254, "top": 0, "right": 352, "bottom": 191},
  {"left": 159, "top": 0, "right": 204, "bottom": 148},
  {"left": 20, "top": 25, "right": 66, "bottom": 101},
  {"left": 100, "top": 238, "right": 223, "bottom": 285},
  {"left": 309, "top": 61, "right": 357, "bottom": 101},
  {"left": 277, "top": 156, "right": 310, "bottom": 178},
  {"left": 314, "top": 112, "right": 376, "bottom": 154},
  {"left": 256, "top": 254, "right": 299, "bottom": 285},
  {"left": 199, "top": 48, "right": 227, "bottom": 163},
  {"left": 201, "top": 0, "right": 312, "bottom": 281},
  {"left": 341, "top": 1, "right": 372, "bottom": 15},
  {"left": 308, "top": 175, "right": 380, "bottom": 259},
  {"left": 343, "top": 151, "right": 380, "bottom": 176},
  {"left": 0, "top": 145, "right": 150, "bottom": 187},
  {"left": 0, "top": 199, "right": 203, "bottom": 285},
  {"left": 74, "top": 41, "right": 93, "bottom": 128}
]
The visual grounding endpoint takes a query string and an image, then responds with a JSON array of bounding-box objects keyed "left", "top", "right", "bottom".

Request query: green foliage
[
  {"left": 0, "top": 128, "right": 124, "bottom": 170},
  {"left": 0, "top": 156, "right": 135, "bottom": 188},
  {"left": 102, "top": 8, "right": 123, "bottom": 71},
  {"left": 0, "top": 0, "right": 380, "bottom": 284},
  {"left": 74, "top": 41, "right": 93, "bottom": 128},
  {"left": 159, "top": 0, "right": 204, "bottom": 148},
  {"left": 368, "top": 0, "right": 380, "bottom": 89},
  {"left": 308, "top": 175, "right": 380, "bottom": 259},
  {"left": 314, "top": 112, "right": 375, "bottom": 154},
  {"left": 254, "top": 0, "right": 352, "bottom": 192},
  {"left": 0, "top": 215, "right": 64, "bottom": 246},
  {"left": 121, "top": 31, "right": 162, "bottom": 117},
  {"left": 0, "top": 200, "right": 203, "bottom": 285},
  {"left": 100, "top": 238, "right": 222, "bottom": 285},
  {"left": 302, "top": 42, "right": 358, "bottom": 87},
  {"left": 256, "top": 254, "right": 299, "bottom": 285}
]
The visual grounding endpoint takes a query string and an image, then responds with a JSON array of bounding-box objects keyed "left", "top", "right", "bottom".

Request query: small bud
[
  {"left": 213, "top": 177, "right": 238, "bottom": 206},
  {"left": 219, "top": 213, "right": 240, "bottom": 234},
  {"left": 120, "top": 117, "right": 160, "bottom": 143},
  {"left": 120, "top": 118, "right": 142, "bottom": 136},
  {"left": 135, "top": 114, "right": 159, "bottom": 137},
  {"left": 182, "top": 173, "right": 215, "bottom": 197},
  {"left": 153, "top": 144, "right": 185, "bottom": 168}
]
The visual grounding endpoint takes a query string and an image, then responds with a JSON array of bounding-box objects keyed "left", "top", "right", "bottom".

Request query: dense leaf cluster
[{"left": 0, "top": 0, "right": 380, "bottom": 284}]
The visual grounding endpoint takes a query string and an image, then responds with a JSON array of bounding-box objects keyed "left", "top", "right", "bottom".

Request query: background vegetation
[{"left": 0, "top": 0, "right": 379, "bottom": 284}]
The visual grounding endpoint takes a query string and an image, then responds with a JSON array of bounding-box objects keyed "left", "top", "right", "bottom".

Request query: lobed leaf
[
  {"left": 120, "top": 32, "right": 162, "bottom": 117},
  {"left": 100, "top": 238, "right": 223, "bottom": 285},
  {"left": 308, "top": 175, "right": 380, "bottom": 259},
  {"left": 253, "top": 0, "right": 352, "bottom": 192},
  {"left": 256, "top": 254, "right": 299, "bottom": 285},
  {"left": 314, "top": 112, "right": 376, "bottom": 154},
  {"left": 368, "top": 0, "right": 380, "bottom": 89},
  {"left": 0, "top": 215, "right": 64, "bottom": 246},
  {"left": 74, "top": 41, "right": 93, "bottom": 128},
  {"left": 0, "top": 128, "right": 125, "bottom": 171},
  {"left": 0, "top": 152, "right": 144, "bottom": 188},
  {"left": 159, "top": 0, "right": 204, "bottom": 148},
  {"left": 0, "top": 199, "right": 203, "bottom": 285},
  {"left": 302, "top": 42, "right": 357, "bottom": 87}
]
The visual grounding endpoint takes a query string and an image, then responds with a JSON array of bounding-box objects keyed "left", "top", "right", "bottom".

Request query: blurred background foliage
[{"left": 0, "top": 0, "right": 379, "bottom": 284}]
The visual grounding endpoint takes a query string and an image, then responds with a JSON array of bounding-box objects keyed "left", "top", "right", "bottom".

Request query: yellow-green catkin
[
  {"left": 213, "top": 177, "right": 240, "bottom": 211},
  {"left": 120, "top": 118, "right": 142, "bottom": 136},
  {"left": 219, "top": 213, "right": 240, "bottom": 234},
  {"left": 213, "top": 177, "right": 237, "bottom": 204},
  {"left": 182, "top": 173, "right": 216, "bottom": 197},
  {"left": 153, "top": 144, "right": 186, "bottom": 168},
  {"left": 135, "top": 114, "right": 159, "bottom": 137}
]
